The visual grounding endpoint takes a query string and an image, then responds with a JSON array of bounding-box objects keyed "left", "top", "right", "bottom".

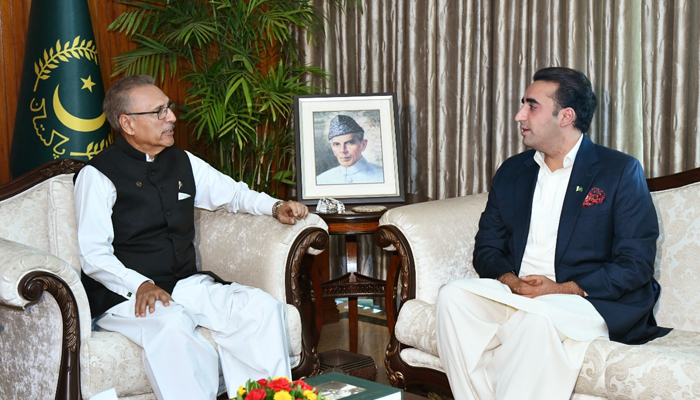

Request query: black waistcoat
[{"left": 79, "top": 135, "right": 198, "bottom": 316}]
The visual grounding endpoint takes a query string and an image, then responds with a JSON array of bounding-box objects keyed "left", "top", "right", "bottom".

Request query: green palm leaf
[{"left": 110, "top": 0, "right": 362, "bottom": 195}]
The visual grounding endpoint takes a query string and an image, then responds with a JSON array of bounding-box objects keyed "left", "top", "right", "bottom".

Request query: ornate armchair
[
  {"left": 0, "top": 159, "right": 329, "bottom": 400},
  {"left": 376, "top": 168, "right": 700, "bottom": 399}
]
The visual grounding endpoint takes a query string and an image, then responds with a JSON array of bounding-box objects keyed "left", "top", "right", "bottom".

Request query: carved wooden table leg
[{"left": 317, "top": 210, "right": 387, "bottom": 353}]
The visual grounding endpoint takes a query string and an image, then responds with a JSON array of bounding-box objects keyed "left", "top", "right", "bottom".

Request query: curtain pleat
[
  {"left": 643, "top": 0, "right": 700, "bottom": 175},
  {"left": 301, "top": 0, "right": 700, "bottom": 200}
]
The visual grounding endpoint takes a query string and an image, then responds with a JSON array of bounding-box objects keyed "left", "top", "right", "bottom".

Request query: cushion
[
  {"left": 577, "top": 330, "right": 700, "bottom": 399},
  {"left": 394, "top": 299, "right": 438, "bottom": 357},
  {"left": 195, "top": 210, "right": 328, "bottom": 303},
  {"left": 398, "top": 348, "right": 444, "bottom": 372},
  {"left": 394, "top": 317, "right": 700, "bottom": 399},
  {"left": 574, "top": 338, "right": 622, "bottom": 397},
  {"left": 0, "top": 180, "right": 51, "bottom": 252},
  {"left": 651, "top": 181, "right": 700, "bottom": 331},
  {"left": 47, "top": 174, "right": 81, "bottom": 272}
]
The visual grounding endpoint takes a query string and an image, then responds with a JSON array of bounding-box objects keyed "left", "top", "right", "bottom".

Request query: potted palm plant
[{"left": 109, "top": 0, "right": 355, "bottom": 196}]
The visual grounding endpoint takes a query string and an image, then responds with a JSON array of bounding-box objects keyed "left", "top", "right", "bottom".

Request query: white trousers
[
  {"left": 435, "top": 279, "right": 608, "bottom": 400},
  {"left": 96, "top": 274, "right": 291, "bottom": 400}
]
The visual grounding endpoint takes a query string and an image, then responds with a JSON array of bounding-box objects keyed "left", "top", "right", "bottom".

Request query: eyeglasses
[{"left": 125, "top": 101, "right": 175, "bottom": 120}]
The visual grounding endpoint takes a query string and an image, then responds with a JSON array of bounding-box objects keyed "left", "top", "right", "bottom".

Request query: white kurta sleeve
[
  {"left": 186, "top": 151, "right": 278, "bottom": 215},
  {"left": 75, "top": 153, "right": 278, "bottom": 299},
  {"left": 74, "top": 165, "right": 152, "bottom": 299}
]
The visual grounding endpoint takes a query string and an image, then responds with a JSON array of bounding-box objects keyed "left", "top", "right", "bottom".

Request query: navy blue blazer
[{"left": 473, "top": 135, "right": 670, "bottom": 344}]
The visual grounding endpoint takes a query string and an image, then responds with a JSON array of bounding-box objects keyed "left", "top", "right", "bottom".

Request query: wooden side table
[{"left": 316, "top": 209, "right": 388, "bottom": 353}]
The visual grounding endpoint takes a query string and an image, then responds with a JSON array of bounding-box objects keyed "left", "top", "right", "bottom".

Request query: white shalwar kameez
[
  {"left": 76, "top": 151, "right": 291, "bottom": 400},
  {"left": 436, "top": 138, "right": 609, "bottom": 400}
]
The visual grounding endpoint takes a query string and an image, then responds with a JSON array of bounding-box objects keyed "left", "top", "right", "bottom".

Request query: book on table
[{"left": 304, "top": 371, "right": 403, "bottom": 400}]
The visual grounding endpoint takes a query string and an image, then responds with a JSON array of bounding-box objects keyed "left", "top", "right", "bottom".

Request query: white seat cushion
[
  {"left": 395, "top": 304, "right": 700, "bottom": 399},
  {"left": 394, "top": 299, "right": 438, "bottom": 357},
  {"left": 576, "top": 330, "right": 700, "bottom": 399}
]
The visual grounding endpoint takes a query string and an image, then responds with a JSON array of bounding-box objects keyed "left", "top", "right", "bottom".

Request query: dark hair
[
  {"left": 533, "top": 67, "right": 597, "bottom": 133},
  {"left": 103, "top": 75, "right": 156, "bottom": 133}
]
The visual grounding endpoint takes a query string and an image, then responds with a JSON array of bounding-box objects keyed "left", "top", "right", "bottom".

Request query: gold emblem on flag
[{"left": 29, "top": 36, "right": 111, "bottom": 160}]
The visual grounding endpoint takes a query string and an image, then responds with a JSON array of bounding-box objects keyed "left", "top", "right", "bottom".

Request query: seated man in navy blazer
[{"left": 435, "top": 67, "right": 670, "bottom": 400}]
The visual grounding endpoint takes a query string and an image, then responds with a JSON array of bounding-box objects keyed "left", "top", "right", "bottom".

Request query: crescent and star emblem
[
  {"left": 19, "top": 35, "right": 112, "bottom": 165},
  {"left": 53, "top": 84, "right": 106, "bottom": 132}
]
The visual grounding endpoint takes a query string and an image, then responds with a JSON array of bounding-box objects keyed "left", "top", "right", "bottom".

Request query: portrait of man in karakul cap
[{"left": 316, "top": 114, "right": 384, "bottom": 185}]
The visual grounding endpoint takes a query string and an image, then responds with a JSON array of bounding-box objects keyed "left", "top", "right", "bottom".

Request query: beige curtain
[{"left": 301, "top": 0, "right": 700, "bottom": 200}]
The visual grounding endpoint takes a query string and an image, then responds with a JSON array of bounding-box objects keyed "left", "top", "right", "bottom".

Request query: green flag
[{"left": 10, "top": 0, "right": 111, "bottom": 178}]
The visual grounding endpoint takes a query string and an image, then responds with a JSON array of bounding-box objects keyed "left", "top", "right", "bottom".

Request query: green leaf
[{"left": 109, "top": 0, "right": 353, "bottom": 196}]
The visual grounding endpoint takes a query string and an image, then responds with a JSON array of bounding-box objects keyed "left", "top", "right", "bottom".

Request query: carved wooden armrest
[
  {"left": 375, "top": 225, "right": 415, "bottom": 333},
  {"left": 0, "top": 238, "right": 90, "bottom": 399},
  {"left": 375, "top": 194, "right": 489, "bottom": 330}
]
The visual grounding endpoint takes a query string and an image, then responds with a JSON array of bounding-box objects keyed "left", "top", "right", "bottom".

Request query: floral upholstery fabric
[
  {"left": 0, "top": 237, "right": 92, "bottom": 399},
  {"left": 399, "top": 348, "right": 444, "bottom": 372},
  {"left": 570, "top": 394, "right": 606, "bottom": 400},
  {"left": 394, "top": 299, "right": 438, "bottom": 357},
  {"left": 394, "top": 286, "right": 700, "bottom": 400},
  {"left": 576, "top": 330, "right": 700, "bottom": 399},
  {"left": 650, "top": 181, "right": 700, "bottom": 332},
  {"left": 0, "top": 237, "right": 93, "bottom": 343},
  {"left": 575, "top": 337, "right": 621, "bottom": 397},
  {"left": 383, "top": 180, "right": 700, "bottom": 400}
]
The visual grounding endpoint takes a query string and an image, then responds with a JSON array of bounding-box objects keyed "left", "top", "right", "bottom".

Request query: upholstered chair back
[
  {"left": 379, "top": 193, "right": 488, "bottom": 304},
  {"left": 650, "top": 181, "right": 700, "bottom": 332}
]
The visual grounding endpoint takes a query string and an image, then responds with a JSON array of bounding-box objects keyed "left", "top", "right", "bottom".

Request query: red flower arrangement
[
  {"left": 582, "top": 187, "right": 606, "bottom": 207},
  {"left": 234, "top": 377, "right": 327, "bottom": 400}
]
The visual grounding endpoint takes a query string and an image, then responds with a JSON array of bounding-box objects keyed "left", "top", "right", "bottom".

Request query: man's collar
[
  {"left": 116, "top": 134, "right": 160, "bottom": 162},
  {"left": 338, "top": 157, "right": 369, "bottom": 175},
  {"left": 533, "top": 134, "right": 584, "bottom": 171}
]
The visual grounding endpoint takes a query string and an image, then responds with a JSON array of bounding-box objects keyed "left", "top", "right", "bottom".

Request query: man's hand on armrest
[
  {"left": 135, "top": 282, "right": 173, "bottom": 317},
  {"left": 273, "top": 200, "right": 309, "bottom": 225}
]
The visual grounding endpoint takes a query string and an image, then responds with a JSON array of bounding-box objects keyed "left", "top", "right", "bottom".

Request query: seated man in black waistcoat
[{"left": 73, "top": 75, "right": 308, "bottom": 400}]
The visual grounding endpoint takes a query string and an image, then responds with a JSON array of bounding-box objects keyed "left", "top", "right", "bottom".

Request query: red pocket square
[{"left": 582, "top": 187, "right": 606, "bottom": 207}]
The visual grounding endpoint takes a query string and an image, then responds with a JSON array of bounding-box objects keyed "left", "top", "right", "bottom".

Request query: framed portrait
[{"left": 293, "top": 93, "right": 404, "bottom": 205}]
